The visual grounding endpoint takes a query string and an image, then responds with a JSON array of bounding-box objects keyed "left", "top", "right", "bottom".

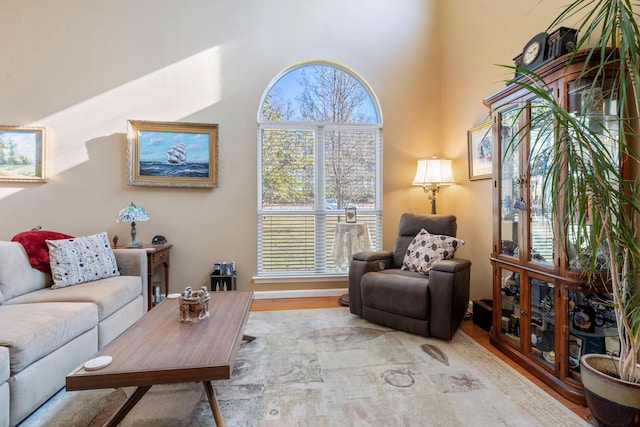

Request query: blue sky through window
[{"left": 266, "top": 64, "right": 379, "bottom": 123}]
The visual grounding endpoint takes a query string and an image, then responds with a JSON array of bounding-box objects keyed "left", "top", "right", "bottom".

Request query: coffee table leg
[
  {"left": 104, "top": 385, "right": 151, "bottom": 427},
  {"left": 203, "top": 381, "right": 225, "bottom": 427},
  {"left": 242, "top": 334, "right": 256, "bottom": 342}
]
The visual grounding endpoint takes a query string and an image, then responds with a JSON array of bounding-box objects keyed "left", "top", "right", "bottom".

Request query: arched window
[{"left": 257, "top": 61, "right": 382, "bottom": 276}]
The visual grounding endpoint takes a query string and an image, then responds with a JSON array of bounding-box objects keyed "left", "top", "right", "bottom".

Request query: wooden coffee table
[{"left": 66, "top": 291, "right": 254, "bottom": 427}]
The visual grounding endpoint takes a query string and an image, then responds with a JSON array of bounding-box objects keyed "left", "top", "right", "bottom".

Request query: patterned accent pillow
[
  {"left": 47, "top": 232, "right": 120, "bottom": 289},
  {"left": 401, "top": 228, "right": 465, "bottom": 274}
]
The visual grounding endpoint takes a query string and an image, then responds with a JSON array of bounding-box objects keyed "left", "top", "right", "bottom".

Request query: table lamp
[
  {"left": 412, "top": 156, "right": 455, "bottom": 214},
  {"left": 116, "top": 202, "right": 150, "bottom": 248}
]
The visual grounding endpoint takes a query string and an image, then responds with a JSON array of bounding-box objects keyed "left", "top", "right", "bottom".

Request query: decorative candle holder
[{"left": 178, "top": 286, "right": 210, "bottom": 323}]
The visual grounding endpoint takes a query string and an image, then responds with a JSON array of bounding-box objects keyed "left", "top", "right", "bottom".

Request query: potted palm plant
[{"left": 506, "top": 1, "right": 640, "bottom": 425}]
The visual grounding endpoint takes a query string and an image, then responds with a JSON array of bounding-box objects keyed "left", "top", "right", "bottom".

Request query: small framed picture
[
  {"left": 345, "top": 207, "right": 357, "bottom": 223},
  {"left": 468, "top": 121, "right": 493, "bottom": 180},
  {"left": 0, "top": 126, "right": 46, "bottom": 183},
  {"left": 127, "top": 120, "right": 218, "bottom": 188}
]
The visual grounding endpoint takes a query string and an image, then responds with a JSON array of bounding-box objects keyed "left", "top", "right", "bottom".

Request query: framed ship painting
[
  {"left": 127, "top": 120, "right": 218, "bottom": 188},
  {"left": 0, "top": 126, "right": 46, "bottom": 183}
]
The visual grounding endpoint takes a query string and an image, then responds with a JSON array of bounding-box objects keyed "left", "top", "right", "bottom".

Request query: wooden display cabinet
[{"left": 484, "top": 50, "right": 622, "bottom": 404}]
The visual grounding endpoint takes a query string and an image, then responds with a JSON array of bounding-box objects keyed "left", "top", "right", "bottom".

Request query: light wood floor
[{"left": 250, "top": 296, "right": 588, "bottom": 421}]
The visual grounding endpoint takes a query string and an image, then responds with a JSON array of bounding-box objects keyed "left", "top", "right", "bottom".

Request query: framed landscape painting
[
  {"left": 0, "top": 126, "right": 46, "bottom": 183},
  {"left": 127, "top": 120, "right": 218, "bottom": 188},
  {"left": 468, "top": 121, "right": 493, "bottom": 180}
]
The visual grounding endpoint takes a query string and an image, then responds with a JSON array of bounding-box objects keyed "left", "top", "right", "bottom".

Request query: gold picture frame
[
  {"left": 127, "top": 120, "right": 218, "bottom": 188},
  {"left": 468, "top": 121, "right": 493, "bottom": 180},
  {"left": 0, "top": 126, "right": 46, "bottom": 183}
]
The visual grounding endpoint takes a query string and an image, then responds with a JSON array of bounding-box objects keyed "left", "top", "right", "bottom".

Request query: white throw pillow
[
  {"left": 402, "top": 228, "right": 465, "bottom": 274},
  {"left": 47, "top": 232, "right": 120, "bottom": 289}
]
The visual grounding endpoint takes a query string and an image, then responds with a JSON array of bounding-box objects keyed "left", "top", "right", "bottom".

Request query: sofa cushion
[
  {"left": 361, "top": 271, "right": 430, "bottom": 320},
  {"left": 0, "top": 241, "right": 52, "bottom": 301},
  {"left": 0, "top": 347, "right": 8, "bottom": 384},
  {"left": 4, "top": 275, "right": 142, "bottom": 321},
  {"left": 47, "top": 232, "right": 119, "bottom": 289},
  {"left": 0, "top": 302, "right": 97, "bottom": 374},
  {"left": 376, "top": 267, "right": 428, "bottom": 280},
  {"left": 402, "top": 229, "right": 465, "bottom": 274},
  {"left": 11, "top": 230, "right": 74, "bottom": 273}
]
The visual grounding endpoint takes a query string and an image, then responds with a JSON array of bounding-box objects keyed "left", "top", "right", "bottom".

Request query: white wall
[
  {"left": 439, "top": 0, "right": 576, "bottom": 300},
  {"left": 0, "top": 0, "right": 442, "bottom": 293}
]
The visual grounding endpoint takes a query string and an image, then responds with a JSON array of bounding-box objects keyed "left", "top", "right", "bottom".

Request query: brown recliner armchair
[{"left": 349, "top": 213, "right": 471, "bottom": 340}]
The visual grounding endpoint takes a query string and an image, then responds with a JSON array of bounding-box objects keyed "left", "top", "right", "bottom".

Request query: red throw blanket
[{"left": 11, "top": 230, "right": 74, "bottom": 273}]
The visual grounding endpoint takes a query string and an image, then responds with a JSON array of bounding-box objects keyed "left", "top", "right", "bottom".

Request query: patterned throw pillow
[
  {"left": 401, "top": 228, "right": 465, "bottom": 274},
  {"left": 47, "top": 232, "right": 120, "bottom": 289}
]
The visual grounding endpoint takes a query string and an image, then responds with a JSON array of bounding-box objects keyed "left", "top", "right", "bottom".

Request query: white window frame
[{"left": 256, "top": 63, "right": 383, "bottom": 278}]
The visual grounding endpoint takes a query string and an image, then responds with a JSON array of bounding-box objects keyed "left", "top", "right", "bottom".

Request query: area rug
[{"left": 21, "top": 308, "right": 589, "bottom": 426}]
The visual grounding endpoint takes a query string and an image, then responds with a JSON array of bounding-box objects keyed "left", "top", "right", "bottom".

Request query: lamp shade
[
  {"left": 412, "top": 158, "right": 455, "bottom": 186},
  {"left": 116, "top": 202, "right": 150, "bottom": 223}
]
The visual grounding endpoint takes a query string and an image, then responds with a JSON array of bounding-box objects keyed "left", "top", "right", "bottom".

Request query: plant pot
[{"left": 580, "top": 353, "right": 640, "bottom": 427}]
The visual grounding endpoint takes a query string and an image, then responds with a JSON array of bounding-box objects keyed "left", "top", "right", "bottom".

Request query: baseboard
[{"left": 253, "top": 288, "right": 348, "bottom": 299}]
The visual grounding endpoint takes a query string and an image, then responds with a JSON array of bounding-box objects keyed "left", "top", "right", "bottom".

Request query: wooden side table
[{"left": 143, "top": 244, "right": 172, "bottom": 310}]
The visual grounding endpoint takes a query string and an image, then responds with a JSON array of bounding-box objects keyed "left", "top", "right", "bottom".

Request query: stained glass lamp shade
[{"left": 116, "top": 202, "right": 150, "bottom": 248}]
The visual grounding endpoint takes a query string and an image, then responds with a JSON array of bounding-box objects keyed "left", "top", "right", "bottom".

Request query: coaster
[
  {"left": 84, "top": 356, "right": 112, "bottom": 371},
  {"left": 167, "top": 293, "right": 181, "bottom": 300}
]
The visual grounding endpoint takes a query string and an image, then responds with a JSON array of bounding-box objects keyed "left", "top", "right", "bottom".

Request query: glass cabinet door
[
  {"left": 499, "top": 108, "right": 522, "bottom": 258},
  {"left": 566, "top": 78, "right": 619, "bottom": 270},
  {"left": 528, "top": 277, "right": 556, "bottom": 369},
  {"left": 528, "top": 98, "right": 554, "bottom": 268},
  {"left": 498, "top": 267, "right": 522, "bottom": 347},
  {"left": 566, "top": 290, "right": 619, "bottom": 383}
]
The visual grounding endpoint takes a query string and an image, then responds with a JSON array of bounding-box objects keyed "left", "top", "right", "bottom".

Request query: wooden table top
[{"left": 66, "top": 291, "right": 254, "bottom": 391}]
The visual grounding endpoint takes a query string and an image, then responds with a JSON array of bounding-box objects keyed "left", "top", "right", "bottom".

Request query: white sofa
[
  {"left": 0, "top": 348, "right": 9, "bottom": 427},
  {"left": 0, "top": 240, "right": 148, "bottom": 427}
]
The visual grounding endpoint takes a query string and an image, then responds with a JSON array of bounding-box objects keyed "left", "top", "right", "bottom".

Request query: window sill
[{"left": 252, "top": 273, "right": 347, "bottom": 284}]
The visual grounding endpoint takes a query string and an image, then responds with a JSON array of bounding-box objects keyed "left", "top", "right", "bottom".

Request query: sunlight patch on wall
[
  {"left": 31, "top": 46, "right": 222, "bottom": 178},
  {"left": 0, "top": 188, "right": 22, "bottom": 199}
]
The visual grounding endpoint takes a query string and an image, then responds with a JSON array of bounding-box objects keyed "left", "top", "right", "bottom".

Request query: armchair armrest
[
  {"left": 430, "top": 258, "right": 471, "bottom": 274},
  {"left": 352, "top": 250, "right": 394, "bottom": 263},
  {"left": 428, "top": 258, "right": 471, "bottom": 340},
  {"left": 349, "top": 250, "right": 394, "bottom": 316},
  {"left": 113, "top": 249, "right": 148, "bottom": 311}
]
